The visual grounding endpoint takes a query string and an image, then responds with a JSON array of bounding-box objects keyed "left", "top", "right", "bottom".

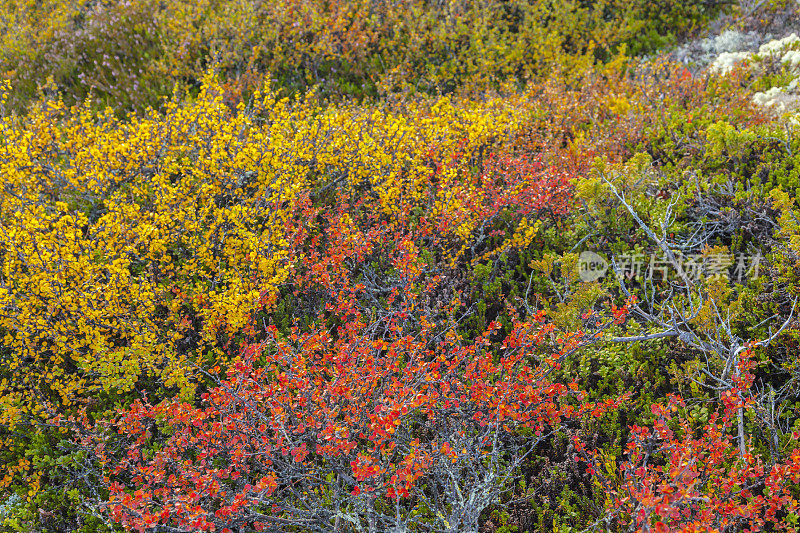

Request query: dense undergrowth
[{"left": 3, "top": 0, "right": 800, "bottom": 531}]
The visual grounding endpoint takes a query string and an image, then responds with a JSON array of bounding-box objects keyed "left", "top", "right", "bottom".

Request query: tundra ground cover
[{"left": 3, "top": 0, "right": 800, "bottom": 531}]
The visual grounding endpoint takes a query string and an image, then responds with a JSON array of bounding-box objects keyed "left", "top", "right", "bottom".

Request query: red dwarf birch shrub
[
  {"left": 70, "top": 197, "right": 633, "bottom": 532},
  {"left": 423, "top": 150, "right": 574, "bottom": 268},
  {"left": 582, "top": 350, "right": 800, "bottom": 533},
  {"left": 86, "top": 292, "right": 628, "bottom": 533}
]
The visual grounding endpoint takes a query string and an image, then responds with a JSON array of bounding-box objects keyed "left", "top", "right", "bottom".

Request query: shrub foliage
[{"left": 3, "top": 1, "right": 800, "bottom": 532}]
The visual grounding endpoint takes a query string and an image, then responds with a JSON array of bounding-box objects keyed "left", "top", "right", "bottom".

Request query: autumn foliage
[
  {"left": 74, "top": 174, "right": 612, "bottom": 531},
  {"left": 583, "top": 351, "right": 800, "bottom": 532},
  {"left": 3, "top": 1, "right": 800, "bottom": 532}
]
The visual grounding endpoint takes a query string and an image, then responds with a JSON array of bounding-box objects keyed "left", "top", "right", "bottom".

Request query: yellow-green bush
[{"left": 1, "top": 0, "right": 722, "bottom": 113}]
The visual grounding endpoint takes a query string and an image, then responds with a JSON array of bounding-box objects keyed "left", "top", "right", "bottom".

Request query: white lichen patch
[
  {"left": 753, "top": 86, "right": 783, "bottom": 107},
  {"left": 711, "top": 51, "right": 751, "bottom": 74},
  {"left": 753, "top": 86, "right": 800, "bottom": 114},
  {"left": 759, "top": 33, "right": 800, "bottom": 56},
  {"left": 713, "top": 30, "right": 760, "bottom": 54},
  {"left": 783, "top": 50, "right": 800, "bottom": 69},
  {"left": 675, "top": 29, "right": 760, "bottom": 70},
  {"left": 752, "top": 34, "right": 800, "bottom": 115},
  {"left": 698, "top": 31, "right": 800, "bottom": 116}
]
